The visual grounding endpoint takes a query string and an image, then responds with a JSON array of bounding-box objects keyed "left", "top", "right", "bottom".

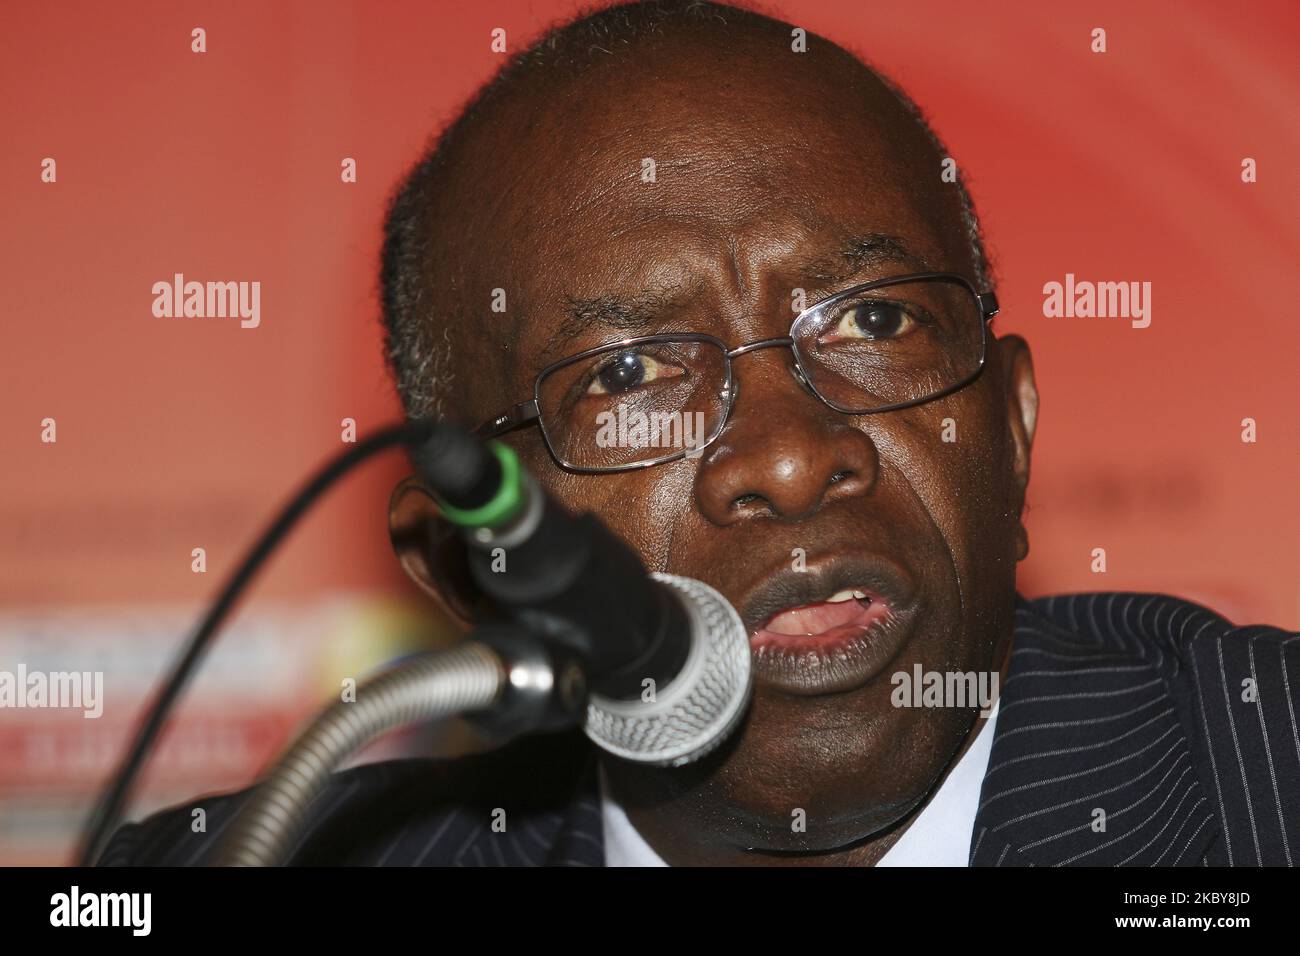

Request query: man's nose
[{"left": 693, "top": 350, "right": 879, "bottom": 525}]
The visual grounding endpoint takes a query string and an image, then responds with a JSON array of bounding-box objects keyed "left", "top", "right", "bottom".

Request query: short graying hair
[{"left": 380, "top": 0, "right": 994, "bottom": 421}]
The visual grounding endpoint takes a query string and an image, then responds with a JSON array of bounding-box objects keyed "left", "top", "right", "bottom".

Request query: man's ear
[
  {"left": 994, "top": 333, "right": 1038, "bottom": 560},
  {"left": 388, "top": 475, "right": 481, "bottom": 631}
]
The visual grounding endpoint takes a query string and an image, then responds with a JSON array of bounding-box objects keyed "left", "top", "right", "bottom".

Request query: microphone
[
  {"left": 215, "top": 424, "right": 751, "bottom": 864},
  {"left": 410, "top": 426, "right": 752, "bottom": 767}
]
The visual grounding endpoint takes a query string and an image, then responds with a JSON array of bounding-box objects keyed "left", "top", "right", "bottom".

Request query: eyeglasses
[{"left": 477, "top": 271, "right": 999, "bottom": 473}]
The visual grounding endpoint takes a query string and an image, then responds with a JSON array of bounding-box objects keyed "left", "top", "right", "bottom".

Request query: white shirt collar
[{"left": 599, "top": 699, "right": 1000, "bottom": 867}]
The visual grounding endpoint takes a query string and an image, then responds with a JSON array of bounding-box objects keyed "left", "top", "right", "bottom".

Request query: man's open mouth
[
  {"left": 752, "top": 588, "right": 892, "bottom": 644},
  {"left": 739, "top": 557, "right": 918, "bottom": 696}
]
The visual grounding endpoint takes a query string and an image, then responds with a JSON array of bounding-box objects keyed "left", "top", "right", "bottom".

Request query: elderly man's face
[{"left": 406, "top": 30, "right": 1037, "bottom": 858}]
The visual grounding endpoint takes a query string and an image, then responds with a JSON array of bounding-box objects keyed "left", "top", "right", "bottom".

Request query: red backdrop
[{"left": 2, "top": 0, "right": 1297, "bottom": 864}]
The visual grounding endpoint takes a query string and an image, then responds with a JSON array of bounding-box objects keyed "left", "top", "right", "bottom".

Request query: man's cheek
[
  {"left": 549, "top": 473, "right": 652, "bottom": 545},
  {"left": 870, "top": 402, "right": 998, "bottom": 524},
  {"left": 926, "top": 394, "right": 1008, "bottom": 511}
]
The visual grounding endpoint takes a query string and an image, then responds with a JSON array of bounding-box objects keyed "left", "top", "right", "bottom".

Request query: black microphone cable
[{"left": 76, "top": 418, "right": 459, "bottom": 866}]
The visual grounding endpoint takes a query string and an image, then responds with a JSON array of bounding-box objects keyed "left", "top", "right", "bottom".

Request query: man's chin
[{"left": 695, "top": 689, "right": 972, "bottom": 851}]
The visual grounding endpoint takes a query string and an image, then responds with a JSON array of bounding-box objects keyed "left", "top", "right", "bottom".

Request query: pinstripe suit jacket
[{"left": 100, "top": 592, "right": 1300, "bottom": 866}]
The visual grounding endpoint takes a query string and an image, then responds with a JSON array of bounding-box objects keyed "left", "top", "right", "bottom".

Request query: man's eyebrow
[
  {"left": 540, "top": 282, "right": 695, "bottom": 364},
  {"left": 801, "top": 233, "right": 937, "bottom": 284}
]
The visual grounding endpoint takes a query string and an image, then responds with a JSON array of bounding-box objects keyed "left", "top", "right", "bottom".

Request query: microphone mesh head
[{"left": 584, "top": 573, "right": 752, "bottom": 767}]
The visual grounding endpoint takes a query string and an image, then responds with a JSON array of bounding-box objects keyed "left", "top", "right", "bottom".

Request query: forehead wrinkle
[
  {"left": 531, "top": 169, "right": 636, "bottom": 236},
  {"left": 526, "top": 114, "right": 802, "bottom": 241}
]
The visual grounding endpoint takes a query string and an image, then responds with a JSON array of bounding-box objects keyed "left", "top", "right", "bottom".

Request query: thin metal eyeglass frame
[{"left": 475, "top": 271, "right": 999, "bottom": 474}]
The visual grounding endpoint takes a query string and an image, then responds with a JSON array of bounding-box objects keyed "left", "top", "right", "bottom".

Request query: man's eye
[
  {"left": 586, "top": 352, "right": 685, "bottom": 395},
  {"left": 821, "top": 301, "right": 915, "bottom": 343}
]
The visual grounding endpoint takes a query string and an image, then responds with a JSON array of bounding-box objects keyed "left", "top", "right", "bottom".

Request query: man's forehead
[
  {"left": 510, "top": 82, "right": 927, "bottom": 221},
  {"left": 460, "top": 20, "right": 936, "bottom": 227},
  {"left": 462, "top": 57, "right": 951, "bottom": 272}
]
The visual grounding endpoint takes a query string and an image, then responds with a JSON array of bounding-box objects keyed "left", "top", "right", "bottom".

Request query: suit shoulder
[
  {"left": 96, "top": 757, "right": 434, "bottom": 866},
  {"left": 1015, "top": 590, "right": 1291, "bottom": 659},
  {"left": 1025, "top": 588, "right": 1296, "bottom": 644}
]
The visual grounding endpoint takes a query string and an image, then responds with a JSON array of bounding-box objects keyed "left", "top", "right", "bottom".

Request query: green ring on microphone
[{"left": 435, "top": 441, "right": 526, "bottom": 529}]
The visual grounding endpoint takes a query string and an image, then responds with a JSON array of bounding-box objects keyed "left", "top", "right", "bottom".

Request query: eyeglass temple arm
[
  {"left": 475, "top": 399, "right": 540, "bottom": 439},
  {"left": 977, "top": 291, "right": 999, "bottom": 320}
]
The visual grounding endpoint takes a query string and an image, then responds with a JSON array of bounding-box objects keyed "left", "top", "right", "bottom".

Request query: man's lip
[{"left": 737, "top": 553, "right": 917, "bottom": 638}]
